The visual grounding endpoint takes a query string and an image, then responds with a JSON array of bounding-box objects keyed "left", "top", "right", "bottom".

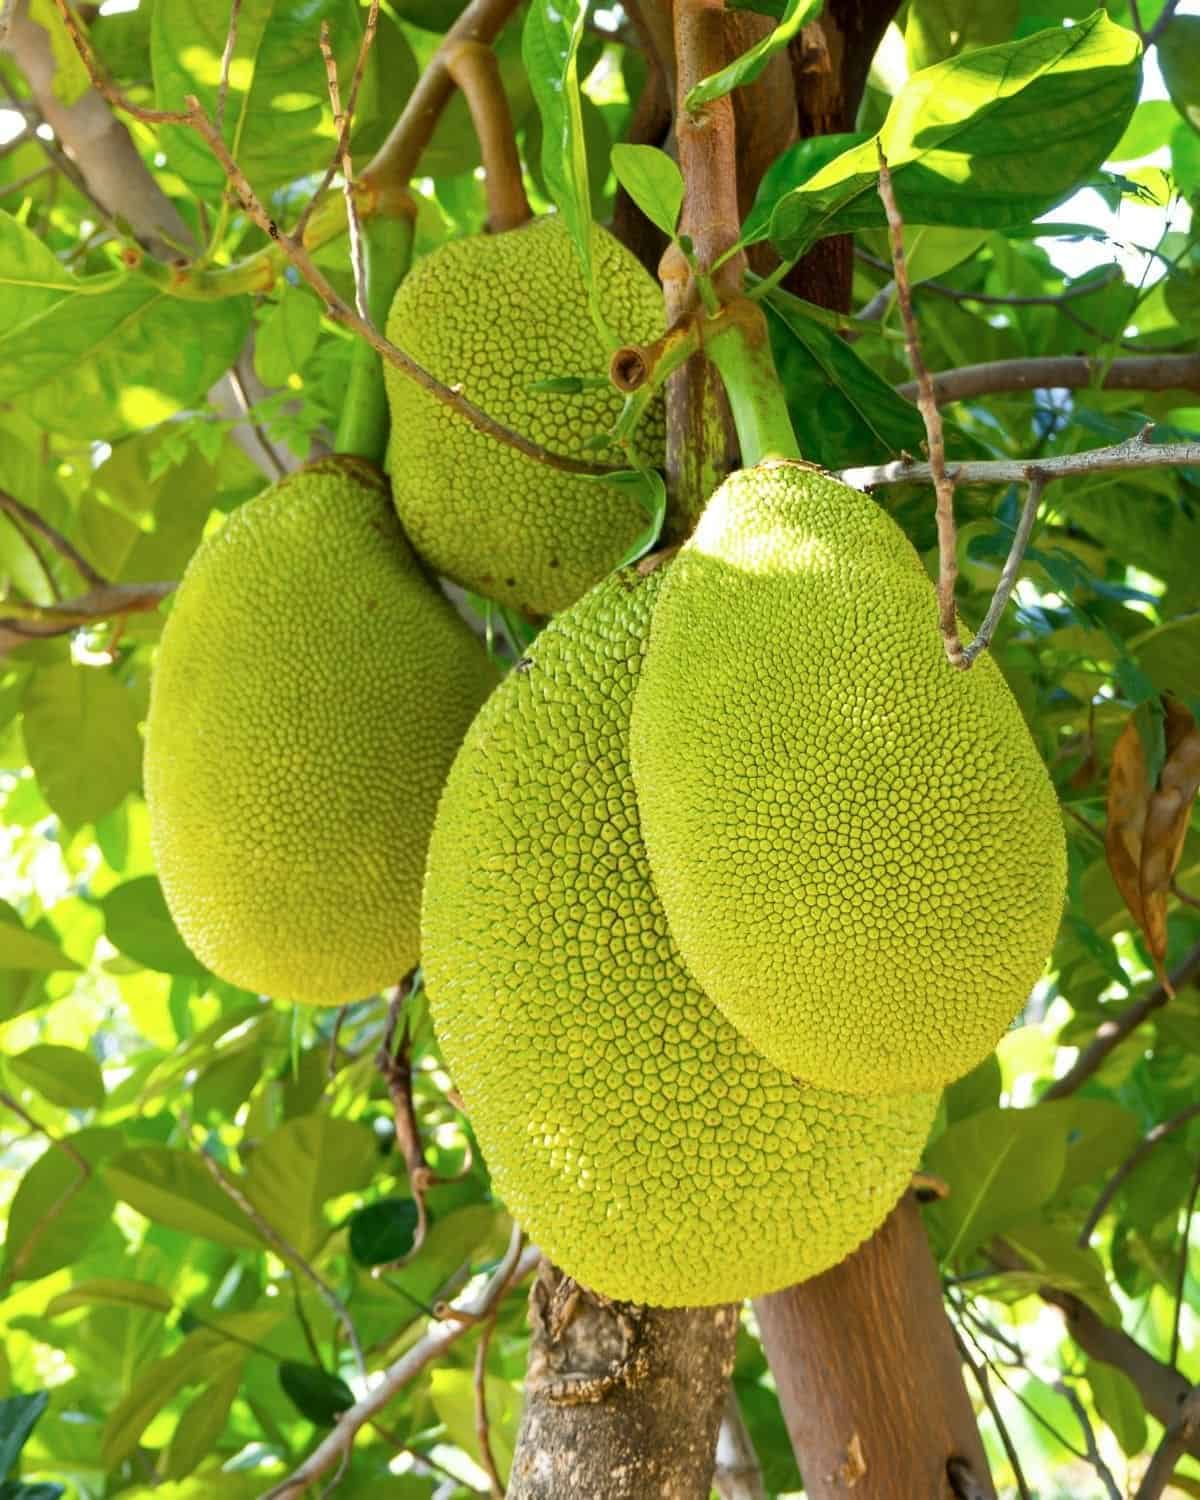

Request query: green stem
[
  {"left": 704, "top": 302, "right": 801, "bottom": 466},
  {"left": 334, "top": 213, "right": 415, "bottom": 463}
]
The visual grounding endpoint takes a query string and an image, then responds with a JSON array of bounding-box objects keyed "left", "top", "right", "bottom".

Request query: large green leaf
[
  {"left": 0, "top": 210, "right": 79, "bottom": 333},
  {"left": 244, "top": 1116, "right": 379, "bottom": 1258},
  {"left": 0, "top": 276, "right": 251, "bottom": 439},
  {"left": 102, "top": 877, "right": 207, "bottom": 977},
  {"left": 150, "top": 0, "right": 376, "bottom": 197},
  {"left": 0, "top": 906, "right": 80, "bottom": 974},
  {"left": 763, "top": 12, "right": 1141, "bottom": 259},
  {"left": 7, "top": 1045, "right": 104, "bottom": 1111},
  {"left": 1132, "top": 613, "right": 1200, "bottom": 698},
  {"left": 104, "top": 1147, "right": 262, "bottom": 1250},
  {"left": 429, "top": 1367, "right": 521, "bottom": 1482},
  {"left": 163, "top": 1368, "right": 243, "bottom": 1481},
  {"left": 44, "top": 1279, "right": 174, "bottom": 1317},
  {"left": 21, "top": 664, "right": 142, "bottom": 829},
  {"left": 1086, "top": 1359, "right": 1147, "bottom": 1457},
  {"left": 2, "top": 1129, "right": 123, "bottom": 1285}
]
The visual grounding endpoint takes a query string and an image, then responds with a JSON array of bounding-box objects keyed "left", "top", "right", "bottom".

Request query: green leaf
[
  {"left": 0, "top": 209, "right": 77, "bottom": 334},
  {"left": 151, "top": 0, "right": 376, "bottom": 197},
  {"left": 277, "top": 1363, "right": 356, "bottom": 1426},
  {"left": 685, "top": 0, "right": 823, "bottom": 109},
  {"left": 924, "top": 1106, "right": 1067, "bottom": 1262},
  {"left": 2, "top": 1128, "right": 123, "bottom": 1285},
  {"left": 243, "top": 1116, "right": 379, "bottom": 1258},
  {"left": 22, "top": 664, "right": 142, "bottom": 829},
  {"left": 0, "top": 906, "right": 80, "bottom": 973},
  {"left": 8, "top": 1044, "right": 104, "bottom": 1111},
  {"left": 523, "top": 0, "right": 594, "bottom": 309},
  {"left": 609, "top": 146, "right": 684, "bottom": 239},
  {"left": 0, "top": 275, "right": 251, "bottom": 439},
  {"left": 997, "top": 1222, "right": 1121, "bottom": 1324},
  {"left": 741, "top": 134, "right": 870, "bottom": 247},
  {"left": 104, "top": 1147, "right": 262, "bottom": 1250},
  {"left": 1132, "top": 613, "right": 1200, "bottom": 698},
  {"left": 765, "top": 12, "right": 1142, "bottom": 260},
  {"left": 44, "top": 1278, "right": 174, "bottom": 1317},
  {"left": 904, "top": 0, "right": 1021, "bottom": 72},
  {"left": 0, "top": 1483, "right": 63, "bottom": 1500},
  {"left": 348, "top": 1199, "right": 422, "bottom": 1267},
  {"left": 943, "top": 1053, "right": 1002, "bottom": 1124},
  {"left": 1158, "top": 15, "right": 1200, "bottom": 133},
  {"left": 1048, "top": 1097, "right": 1142, "bottom": 1197},
  {"left": 0, "top": 1391, "right": 48, "bottom": 1478},
  {"left": 1086, "top": 1359, "right": 1147, "bottom": 1457},
  {"left": 254, "top": 285, "right": 323, "bottom": 387},
  {"left": 589, "top": 469, "right": 667, "bottom": 570},
  {"left": 429, "top": 1367, "right": 521, "bottom": 1482},
  {"left": 163, "top": 1368, "right": 243, "bottom": 1480},
  {"left": 102, "top": 877, "right": 207, "bottom": 977}
]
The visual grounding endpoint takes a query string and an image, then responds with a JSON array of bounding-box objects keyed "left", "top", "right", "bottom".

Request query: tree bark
[
  {"left": 507, "top": 1262, "right": 737, "bottom": 1500},
  {"left": 755, "top": 1193, "right": 996, "bottom": 1500}
]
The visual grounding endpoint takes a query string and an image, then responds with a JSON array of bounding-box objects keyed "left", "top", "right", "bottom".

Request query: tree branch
[
  {"left": 0, "top": 581, "right": 175, "bottom": 635},
  {"left": 444, "top": 38, "right": 531, "bottom": 233},
  {"left": 1135, "top": 1386, "right": 1200, "bottom": 1500},
  {"left": 896, "top": 354, "right": 1200, "bottom": 406},
  {"left": 713, "top": 1385, "right": 766, "bottom": 1500},
  {"left": 876, "top": 148, "right": 962, "bottom": 667},
  {"left": 262, "top": 1230, "right": 538, "bottom": 1500},
  {"left": 1077, "top": 1100, "right": 1200, "bottom": 1247},
  {"left": 841, "top": 428, "right": 1200, "bottom": 492},
  {"left": 0, "top": 486, "right": 104, "bottom": 588},
  {"left": 1040, "top": 938, "right": 1200, "bottom": 1101},
  {"left": 960, "top": 472, "right": 1047, "bottom": 667}
]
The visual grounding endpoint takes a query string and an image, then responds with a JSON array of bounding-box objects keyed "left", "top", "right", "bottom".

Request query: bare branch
[
  {"left": 444, "top": 39, "right": 531, "bottom": 233},
  {"left": 197, "top": 1144, "right": 366, "bottom": 1378},
  {"left": 214, "top": 0, "right": 244, "bottom": 132},
  {"left": 263, "top": 1229, "right": 538, "bottom": 1500},
  {"left": 896, "top": 353, "right": 1200, "bottom": 406},
  {"left": 318, "top": 18, "right": 368, "bottom": 321},
  {"left": 1056, "top": 1381, "right": 1121, "bottom": 1500},
  {"left": 841, "top": 428, "right": 1200, "bottom": 492},
  {"left": 1079, "top": 1100, "right": 1200, "bottom": 1247},
  {"left": 712, "top": 1385, "right": 766, "bottom": 1500},
  {"left": 0, "top": 581, "right": 175, "bottom": 635},
  {"left": 474, "top": 1313, "right": 504, "bottom": 1500},
  {"left": 876, "top": 147, "right": 962, "bottom": 667},
  {"left": 1136, "top": 1387, "right": 1200, "bottom": 1500},
  {"left": 1041, "top": 938, "right": 1200, "bottom": 1101},
  {"left": 951, "top": 1319, "right": 1032, "bottom": 1500},
  {"left": 0, "top": 486, "right": 104, "bottom": 587},
  {"left": 960, "top": 472, "right": 1047, "bottom": 667}
]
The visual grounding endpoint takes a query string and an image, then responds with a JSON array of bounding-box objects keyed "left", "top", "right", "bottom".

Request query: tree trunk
[
  {"left": 754, "top": 1192, "right": 995, "bottom": 1500},
  {"left": 507, "top": 1261, "right": 737, "bottom": 1500}
]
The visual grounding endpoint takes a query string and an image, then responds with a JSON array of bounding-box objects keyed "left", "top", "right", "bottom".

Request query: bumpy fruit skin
[
  {"left": 144, "top": 458, "right": 499, "bottom": 1006},
  {"left": 423, "top": 568, "right": 936, "bottom": 1307},
  {"left": 631, "top": 462, "right": 1067, "bottom": 1098},
  {"left": 384, "top": 217, "right": 664, "bottom": 617}
]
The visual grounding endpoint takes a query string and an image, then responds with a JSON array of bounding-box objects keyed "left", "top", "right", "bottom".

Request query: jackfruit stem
[
  {"left": 445, "top": 41, "right": 532, "bottom": 233},
  {"left": 336, "top": 215, "right": 415, "bottom": 463},
  {"left": 705, "top": 302, "right": 801, "bottom": 466}
]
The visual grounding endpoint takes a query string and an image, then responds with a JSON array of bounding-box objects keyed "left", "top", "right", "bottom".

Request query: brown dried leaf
[
  {"left": 1106, "top": 715, "right": 1150, "bottom": 934},
  {"left": 1140, "top": 697, "right": 1200, "bottom": 993}
]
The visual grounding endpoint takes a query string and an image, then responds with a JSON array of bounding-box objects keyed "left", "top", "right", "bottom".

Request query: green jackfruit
[
  {"left": 631, "top": 462, "right": 1067, "bottom": 1097},
  {"left": 384, "top": 216, "right": 664, "bottom": 617},
  {"left": 423, "top": 567, "right": 937, "bottom": 1306},
  {"left": 145, "top": 459, "right": 499, "bottom": 1005}
]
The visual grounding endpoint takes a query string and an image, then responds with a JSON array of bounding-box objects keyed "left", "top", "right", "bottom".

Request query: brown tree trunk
[
  {"left": 755, "top": 1193, "right": 995, "bottom": 1499},
  {"left": 507, "top": 1262, "right": 738, "bottom": 1500}
]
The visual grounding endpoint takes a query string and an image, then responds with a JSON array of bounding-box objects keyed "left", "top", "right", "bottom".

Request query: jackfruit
[
  {"left": 384, "top": 216, "right": 664, "bottom": 617},
  {"left": 631, "top": 461, "right": 1066, "bottom": 1098},
  {"left": 144, "top": 458, "right": 499, "bottom": 1005},
  {"left": 423, "top": 567, "right": 937, "bottom": 1306}
]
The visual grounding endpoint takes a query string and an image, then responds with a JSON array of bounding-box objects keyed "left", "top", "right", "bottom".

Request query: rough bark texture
[
  {"left": 507, "top": 1262, "right": 738, "bottom": 1500},
  {"left": 784, "top": 0, "right": 900, "bottom": 309},
  {"left": 755, "top": 1194, "right": 996, "bottom": 1500}
]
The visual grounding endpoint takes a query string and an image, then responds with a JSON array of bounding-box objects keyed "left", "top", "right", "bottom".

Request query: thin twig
[
  {"left": 841, "top": 428, "right": 1200, "bottom": 492},
  {"left": 855, "top": 250, "right": 1124, "bottom": 309},
  {"left": 197, "top": 1145, "right": 366, "bottom": 1377},
  {"left": 1079, "top": 1100, "right": 1200, "bottom": 1247},
  {"left": 473, "top": 1315, "right": 504, "bottom": 1499},
  {"left": 0, "top": 581, "right": 175, "bottom": 635},
  {"left": 263, "top": 1229, "right": 537, "bottom": 1500},
  {"left": 1056, "top": 1381, "right": 1122, "bottom": 1500},
  {"left": 48, "top": 0, "right": 190, "bottom": 123},
  {"left": 214, "top": 0, "right": 244, "bottom": 132},
  {"left": 876, "top": 146, "right": 962, "bottom": 667},
  {"left": 1042, "top": 938, "right": 1200, "bottom": 1101},
  {"left": 1170, "top": 1155, "right": 1200, "bottom": 1369},
  {"left": 960, "top": 472, "right": 1047, "bottom": 666},
  {"left": 896, "top": 353, "right": 1200, "bottom": 406},
  {"left": 0, "top": 488, "right": 105, "bottom": 588},
  {"left": 318, "top": 19, "right": 368, "bottom": 321},
  {"left": 712, "top": 1385, "right": 766, "bottom": 1500},
  {"left": 1135, "top": 1386, "right": 1200, "bottom": 1500},
  {"left": 951, "top": 1318, "right": 1032, "bottom": 1500},
  {"left": 0, "top": 163, "right": 54, "bottom": 199}
]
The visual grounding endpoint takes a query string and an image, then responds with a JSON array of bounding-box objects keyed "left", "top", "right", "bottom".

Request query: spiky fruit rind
[
  {"left": 630, "top": 462, "right": 1067, "bottom": 1097},
  {"left": 423, "top": 568, "right": 936, "bottom": 1306},
  {"left": 384, "top": 217, "right": 665, "bottom": 616},
  {"left": 145, "top": 459, "right": 499, "bottom": 1005}
]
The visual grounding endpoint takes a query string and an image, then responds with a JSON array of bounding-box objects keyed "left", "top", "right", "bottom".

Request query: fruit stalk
[
  {"left": 335, "top": 210, "right": 416, "bottom": 463},
  {"left": 703, "top": 301, "right": 801, "bottom": 465},
  {"left": 444, "top": 39, "right": 532, "bottom": 232}
]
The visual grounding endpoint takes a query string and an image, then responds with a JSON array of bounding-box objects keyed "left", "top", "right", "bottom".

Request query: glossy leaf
[
  {"left": 348, "top": 1198, "right": 422, "bottom": 1267},
  {"left": 685, "top": 0, "right": 823, "bottom": 109},
  {"left": 277, "top": 1363, "right": 356, "bottom": 1426},
  {"left": 609, "top": 145, "right": 684, "bottom": 238}
]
